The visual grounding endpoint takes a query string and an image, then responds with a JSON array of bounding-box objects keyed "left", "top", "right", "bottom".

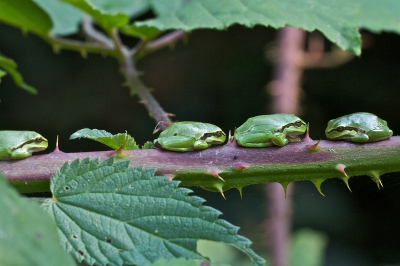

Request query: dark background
[{"left": 1, "top": 23, "right": 400, "bottom": 265}]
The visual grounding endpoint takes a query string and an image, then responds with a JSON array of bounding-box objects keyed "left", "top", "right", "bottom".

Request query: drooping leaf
[
  {"left": 0, "top": 175, "right": 76, "bottom": 266},
  {"left": 0, "top": 0, "right": 52, "bottom": 37},
  {"left": 62, "top": 0, "right": 129, "bottom": 32},
  {"left": 42, "top": 157, "right": 266, "bottom": 266},
  {"left": 0, "top": 54, "right": 37, "bottom": 94},
  {"left": 70, "top": 128, "right": 139, "bottom": 150}
]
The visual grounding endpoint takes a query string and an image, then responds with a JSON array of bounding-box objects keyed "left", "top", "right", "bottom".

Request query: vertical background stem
[{"left": 266, "top": 26, "right": 306, "bottom": 266}]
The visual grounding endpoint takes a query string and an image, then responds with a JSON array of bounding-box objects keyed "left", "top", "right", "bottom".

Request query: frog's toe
[
  {"left": 350, "top": 133, "right": 370, "bottom": 142},
  {"left": 193, "top": 140, "right": 210, "bottom": 150},
  {"left": 271, "top": 134, "right": 288, "bottom": 146}
]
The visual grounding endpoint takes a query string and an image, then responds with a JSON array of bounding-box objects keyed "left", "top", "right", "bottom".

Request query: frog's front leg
[
  {"left": 271, "top": 133, "right": 289, "bottom": 146},
  {"left": 154, "top": 136, "right": 196, "bottom": 152},
  {"left": 10, "top": 149, "right": 33, "bottom": 160},
  {"left": 350, "top": 133, "right": 370, "bottom": 142},
  {"left": 193, "top": 140, "right": 211, "bottom": 150}
]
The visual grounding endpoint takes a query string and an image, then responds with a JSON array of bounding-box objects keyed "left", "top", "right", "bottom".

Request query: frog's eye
[
  {"left": 294, "top": 120, "right": 303, "bottom": 127},
  {"left": 336, "top": 126, "right": 344, "bottom": 132},
  {"left": 173, "top": 132, "right": 179, "bottom": 136}
]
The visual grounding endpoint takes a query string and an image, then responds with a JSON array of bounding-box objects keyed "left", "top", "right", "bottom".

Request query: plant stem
[
  {"left": 267, "top": 26, "right": 306, "bottom": 266},
  {"left": 136, "top": 30, "right": 186, "bottom": 60},
  {"left": 2, "top": 138, "right": 400, "bottom": 194},
  {"left": 110, "top": 29, "right": 172, "bottom": 124}
]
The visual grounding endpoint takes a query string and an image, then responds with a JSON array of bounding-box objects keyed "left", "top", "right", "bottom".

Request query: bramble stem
[{"left": 2, "top": 138, "right": 400, "bottom": 194}]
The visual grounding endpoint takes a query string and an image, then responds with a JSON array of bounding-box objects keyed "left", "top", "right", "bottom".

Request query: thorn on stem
[
  {"left": 213, "top": 183, "right": 226, "bottom": 199},
  {"left": 153, "top": 121, "right": 171, "bottom": 133},
  {"left": 311, "top": 179, "right": 326, "bottom": 196},
  {"left": 336, "top": 164, "right": 351, "bottom": 192},
  {"left": 369, "top": 170, "right": 383, "bottom": 189},
  {"left": 303, "top": 122, "right": 313, "bottom": 142},
  {"left": 208, "top": 169, "right": 225, "bottom": 182},
  {"left": 306, "top": 139, "right": 321, "bottom": 152}
]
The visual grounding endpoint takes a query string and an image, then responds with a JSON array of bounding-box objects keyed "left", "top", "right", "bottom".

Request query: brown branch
[{"left": 266, "top": 26, "right": 306, "bottom": 266}]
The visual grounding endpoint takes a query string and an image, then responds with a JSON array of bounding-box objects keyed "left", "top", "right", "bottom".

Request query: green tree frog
[
  {"left": 154, "top": 122, "right": 226, "bottom": 152},
  {"left": 325, "top": 112, "right": 393, "bottom": 142},
  {"left": 235, "top": 114, "right": 307, "bottom": 147},
  {"left": 0, "top": 131, "right": 48, "bottom": 160}
]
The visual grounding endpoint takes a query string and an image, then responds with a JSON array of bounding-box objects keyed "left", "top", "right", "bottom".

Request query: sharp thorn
[
  {"left": 369, "top": 171, "right": 383, "bottom": 189},
  {"left": 303, "top": 122, "right": 313, "bottom": 142},
  {"left": 237, "top": 187, "right": 243, "bottom": 199},
  {"left": 336, "top": 164, "right": 351, "bottom": 192},
  {"left": 209, "top": 169, "right": 225, "bottom": 182},
  {"left": 213, "top": 183, "right": 226, "bottom": 199},
  {"left": 280, "top": 182, "right": 290, "bottom": 198},
  {"left": 312, "top": 179, "right": 325, "bottom": 196}
]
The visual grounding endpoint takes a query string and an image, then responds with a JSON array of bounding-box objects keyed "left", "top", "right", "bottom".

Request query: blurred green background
[{"left": 1, "top": 22, "right": 400, "bottom": 265}]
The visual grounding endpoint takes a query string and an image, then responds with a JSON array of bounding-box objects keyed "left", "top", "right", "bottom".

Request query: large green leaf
[
  {"left": 0, "top": 175, "right": 76, "bottom": 266},
  {"left": 42, "top": 157, "right": 265, "bottom": 266},
  {"left": 33, "top": 0, "right": 83, "bottom": 36},
  {"left": 32, "top": 0, "right": 150, "bottom": 36},
  {"left": 0, "top": 0, "right": 52, "bottom": 37},
  {"left": 357, "top": 0, "right": 400, "bottom": 33},
  {"left": 0, "top": 54, "right": 37, "bottom": 94},
  {"left": 137, "top": 0, "right": 400, "bottom": 55},
  {"left": 62, "top": 0, "right": 129, "bottom": 32},
  {"left": 139, "top": 0, "right": 361, "bottom": 54}
]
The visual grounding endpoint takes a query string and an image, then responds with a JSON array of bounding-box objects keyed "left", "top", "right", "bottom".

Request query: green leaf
[
  {"left": 42, "top": 157, "right": 265, "bottom": 266},
  {"left": 142, "top": 141, "right": 155, "bottom": 149},
  {"left": 140, "top": 0, "right": 400, "bottom": 55},
  {"left": 0, "top": 54, "right": 37, "bottom": 94},
  {"left": 121, "top": 24, "right": 161, "bottom": 39},
  {"left": 356, "top": 0, "right": 400, "bottom": 34},
  {"left": 70, "top": 128, "right": 139, "bottom": 150},
  {"left": 90, "top": 0, "right": 150, "bottom": 18},
  {"left": 0, "top": 0, "right": 52, "bottom": 37},
  {"left": 0, "top": 175, "right": 76, "bottom": 266},
  {"left": 290, "top": 229, "right": 328, "bottom": 266},
  {"left": 151, "top": 258, "right": 229, "bottom": 266},
  {"left": 32, "top": 0, "right": 83, "bottom": 36},
  {"left": 138, "top": 0, "right": 361, "bottom": 54},
  {"left": 62, "top": 0, "right": 129, "bottom": 32},
  {"left": 149, "top": 0, "right": 186, "bottom": 16}
]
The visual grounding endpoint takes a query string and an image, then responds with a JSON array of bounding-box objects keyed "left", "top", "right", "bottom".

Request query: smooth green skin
[
  {"left": 235, "top": 114, "right": 307, "bottom": 147},
  {"left": 325, "top": 112, "right": 393, "bottom": 142},
  {"left": 154, "top": 122, "right": 226, "bottom": 152},
  {"left": 0, "top": 131, "right": 48, "bottom": 160}
]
